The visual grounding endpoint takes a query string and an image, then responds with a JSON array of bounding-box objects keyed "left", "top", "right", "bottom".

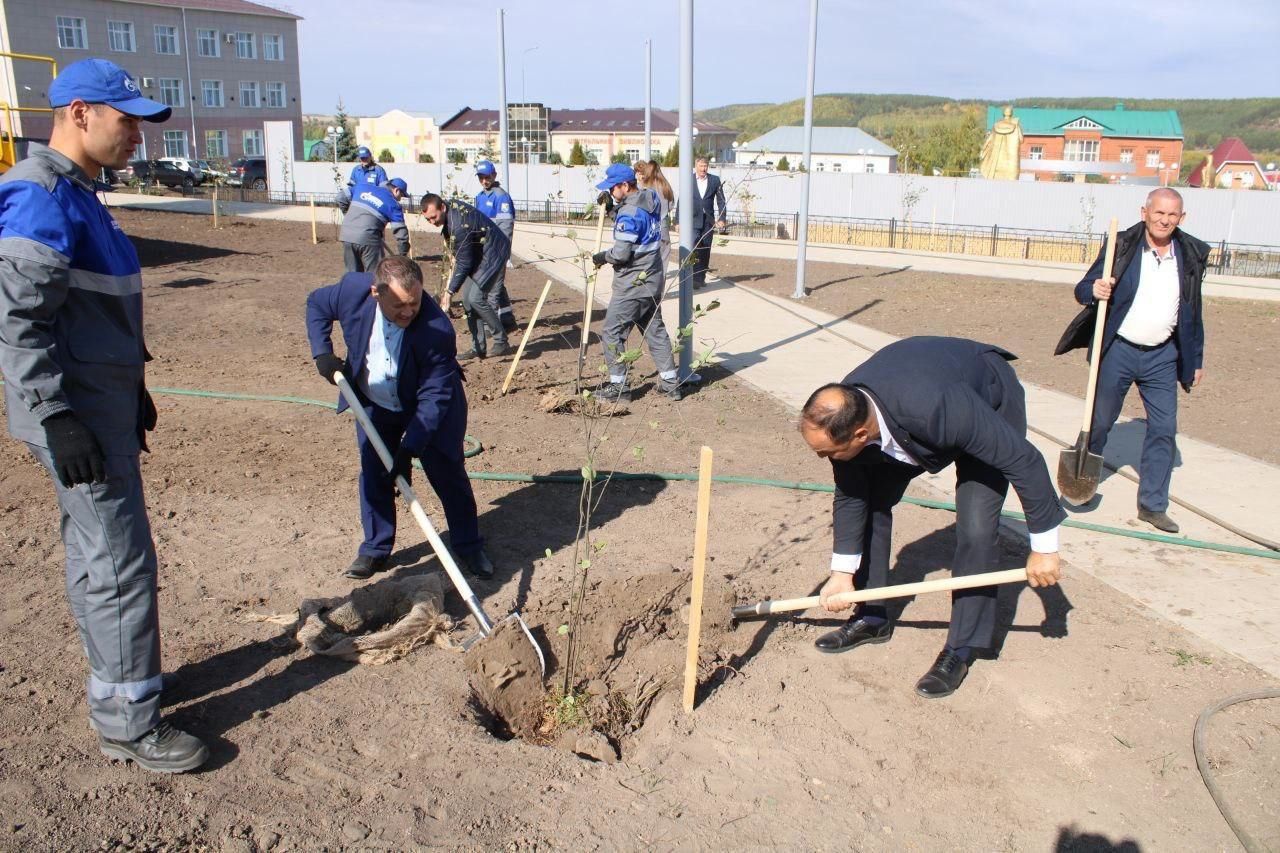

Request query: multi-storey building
[
  {"left": 990, "top": 104, "right": 1183, "bottom": 185},
  {"left": 0, "top": 0, "right": 303, "bottom": 161}
]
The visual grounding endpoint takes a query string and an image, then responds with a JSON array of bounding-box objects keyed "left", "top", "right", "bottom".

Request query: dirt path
[
  {"left": 0, "top": 210, "right": 1275, "bottom": 851},
  {"left": 707, "top": 251, "right": 1280, "bottom": 465}
]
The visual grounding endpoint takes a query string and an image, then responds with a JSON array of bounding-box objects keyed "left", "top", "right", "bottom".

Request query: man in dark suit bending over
[{"left": 800, "top": 336, "right": 1064, "bottom": 698}]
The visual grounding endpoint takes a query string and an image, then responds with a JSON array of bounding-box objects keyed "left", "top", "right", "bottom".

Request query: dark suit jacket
[
  {"left": 1055, "top": 222, "right": 1209, "bottom": 390},
  {"left": 305, "top": 272, "right": 466, "bottom": 456},
  {"left": 831, "top": 336, "right": 1065, "bottom": 554},
  {"left": 684, "top": 172, "right": 727, "bottom": 233}
]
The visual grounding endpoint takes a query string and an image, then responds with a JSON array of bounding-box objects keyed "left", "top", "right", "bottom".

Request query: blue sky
[{"left": 293, "top": 0, "right": 1280, "bottom": 116}]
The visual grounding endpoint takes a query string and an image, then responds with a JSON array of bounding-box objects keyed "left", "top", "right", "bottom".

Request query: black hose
[{"left": 1193, "top": 688, "right": 1280, "bottom": 852}]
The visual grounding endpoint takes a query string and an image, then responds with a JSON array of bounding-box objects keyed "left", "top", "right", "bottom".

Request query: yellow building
[{"left": 354, "top": 109, "right": 441, "bottom": 164}]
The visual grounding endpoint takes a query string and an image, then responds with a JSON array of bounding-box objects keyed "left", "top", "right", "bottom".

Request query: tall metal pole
[
  {"left": 792, "top": 0, "right": 818, "bottom": 300},
  {"left": 496, "top": 9, "right": 511, "bottom": 194},
  {"left": 644, "top": 39, "right": 652, "bottom": 161},
  {"left": 677, "top": 0, "right": 694, "bottom": 380}
]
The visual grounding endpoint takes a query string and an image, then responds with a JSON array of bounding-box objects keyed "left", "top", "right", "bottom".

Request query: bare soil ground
[
  {"left": 0, "top": 209, "right": 1276, "bottom": 851},
  {"left": 707, "top": 250, "right": 1280, "bottom": 465}
]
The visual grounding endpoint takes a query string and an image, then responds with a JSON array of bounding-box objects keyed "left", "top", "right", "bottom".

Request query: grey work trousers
[
  {"left": 28, "top": 444, "right": 162, "bottom": 741},
  {"left": 490, "top": 220, "right": 517, "bottom": 330},
  {"left": 343, "top": 241, "right": 383, "bottom": 273},
  {"left": 461, "top": 276, "right": 507, "bottom": 354},
  {"left": 600, "top": 277, "right": 676, "bottom": 381}
]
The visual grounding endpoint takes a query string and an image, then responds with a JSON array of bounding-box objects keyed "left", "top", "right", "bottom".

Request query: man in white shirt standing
[
  {"left": 1058, "top": 189, "right": 1210, "bottom": 533},
  {"left": 799, "top": 337, "right": 1064, "bottom": 699}
]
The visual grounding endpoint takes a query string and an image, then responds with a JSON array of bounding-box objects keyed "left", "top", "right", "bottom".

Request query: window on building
[
  {"left": 163, "top": 130, "right": 188, "bottom": 158},
  {"left": 1029, "top": 145, "right": 1044, "bottom": 160},
  {"left": 107, "top": 21, "right": 135, "bottom": 52},
  {"left": 1064, "top": 118, "right": 1102, "bottom": 131},
  {"left": 814, "top": 162, "right": 824, "bottom": 172},
  {"left": 239, "top": 81, "right": 260, "bottom": 108},
  {"left": 1145, "top": 149, "right": 1160, "bottom": 168},
  {"left": 158, "top": 78, "right": 183, "bottom": 108},
  {"left": 265, "top": 82, "right": 286, "bottom": 108},
  {"left": 1241, "top": 170, "right": 1255, "bottom": 187},
  {"left": 201, "top": 80, "right": 224, "bottom": 108},
  {"left": 235, "top": 32, "right": 256, "bottom": 60},
  {"left": 263, "top": 34, "right": 284, "bottom": 61},
  {"left": 154, "top": 25, "right": 179, "bottom": 55},
  {"left": 1064, "top": 139, "right": 1100, "bottom": 162},
  {"left": 864, "top": 162, "right": 875, "bottom": 173},
  {"left": 56, "top": 16, "right": 88, "bottom": 50},
  {"left": 197, "top": 28, "right": 219, "bottom": 57},
  {"left": 242, "top": 130, "right": 264, "bottom": 156},
  {"left": 445, "top": 147, "right": 461, "bottom": 162},
  {"left": 832, "top": 162, "right": 842, "bottom": 172},
  {"left": 1119, "top": 147, "right": 1134, "bottom": 164},
  {"left": 205, "top": 130, "right": 228, "bottom": 158},
  {"left": 624, "top": 148, "right": 640, "bottom": 163}
]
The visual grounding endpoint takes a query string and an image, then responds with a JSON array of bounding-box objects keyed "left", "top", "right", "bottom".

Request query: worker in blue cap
[
  {"left": 340, "top": 176, "right": 411, "bottom": 272},
  {"left": 473, "top": 160, "right": 518, "bottom": 332},
  {"left": 349, "top": 146, "right": 388, "bottom": 190},
  {"left": 591, "top": 162, "right": 682, "bottom": 402},
  {"left": 0, "top": 58, "right": 209, "bottom": 772}
]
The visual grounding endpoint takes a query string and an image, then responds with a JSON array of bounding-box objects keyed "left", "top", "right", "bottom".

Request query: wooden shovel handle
[
  {"left": 731, "top": 568, "right": 1030, "bottom": 618},
  {"left": 1080, "top": 217, "right": 1119, "bottom": 435}
]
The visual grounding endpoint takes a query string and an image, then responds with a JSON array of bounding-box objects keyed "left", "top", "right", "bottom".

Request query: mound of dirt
[{"left": 465, "top": 617, "right": 548, "bottom": 740}]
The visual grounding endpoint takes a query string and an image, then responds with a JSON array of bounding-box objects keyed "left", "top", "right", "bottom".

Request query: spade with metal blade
[
  {"left": 1058, "top": 217, "right": 1118, "bottom": 505},
  {"left": 333, "top": 373, "right": 546, "bottom": 677}
]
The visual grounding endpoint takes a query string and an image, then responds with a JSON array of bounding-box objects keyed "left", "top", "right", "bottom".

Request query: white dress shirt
[
  {"left": 1117, "top": 243, "right": 1179, "bottom": 346},
  {"left": 831, "top": 392, "right": 1059, "bottom": 573}
]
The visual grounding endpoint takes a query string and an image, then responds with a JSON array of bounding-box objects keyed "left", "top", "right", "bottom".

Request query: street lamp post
[
  {"left": 325, "top": 125, "right": 341, "bottom": 167},
  {"left": 520, "top": 135, "right": 530, "bottom": 210}
]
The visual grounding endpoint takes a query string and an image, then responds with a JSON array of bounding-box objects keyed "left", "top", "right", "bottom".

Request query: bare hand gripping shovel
[
  {"left": 334, "top": 373, "right": 546, "bottom": 675},
  {"left": 1057, "top": 217, "right": 1118, "bottom": 505}
]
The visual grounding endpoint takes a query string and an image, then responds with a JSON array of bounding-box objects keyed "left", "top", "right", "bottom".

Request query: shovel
[
  {"left": 1057, "top": 217, "right": 1118, "bottom": 505},
  {"left": 732, "top": 568, "right": 1032, "bottom": 619},
  {"left": 333, "top": 373, "right": 546, "bottom": 675}
]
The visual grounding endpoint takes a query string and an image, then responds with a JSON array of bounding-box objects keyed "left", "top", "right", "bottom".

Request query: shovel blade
[
  {"left": 1057, "top": 443, "right": 1104, "bottom": 505},
  {"left": 462, "top": 612, "right": 547, "bottom": 677}
]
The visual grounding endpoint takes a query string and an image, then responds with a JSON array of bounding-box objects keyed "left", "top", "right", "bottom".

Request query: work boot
[
  {"left": 1137, "top": 509, "right": 1179, "bottom": 534},
  {"left": 344, "top": 554, "right": 390, "bottom": 580},
  {"left": 657, "top": 378, "right": 684, "bottom": 401},
  {"left": 99, "top": 721, "right": 209, "bottom": 774},
  {"left": 458, "top": 348, "right": 486, "bottom": 362},
  {"left": 489, "top": 342, "right": 513, "bottom": 358},
  {"left": 459, "top": 549, "right": 495, "bottom": 580},
  {"left": 594, "top": 382, "right": 631, "bottom": 403}
]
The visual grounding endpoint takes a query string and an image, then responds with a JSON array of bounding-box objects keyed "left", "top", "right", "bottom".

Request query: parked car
[
  {"left": 194, "top": 159, "right": 228, "bottom": 181},
  {"left": 226, "top": 157, "right": 267, "bottom": 190},
  {"left": 128, "top": 159, "right": 197, "bottom": 190},
  {"left": 158, "top": 157, "right": 206, "bottom": 183}
]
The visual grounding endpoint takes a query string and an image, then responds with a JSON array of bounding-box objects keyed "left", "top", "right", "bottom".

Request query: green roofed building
[{"left": 986, "top": 104, "right": 1183, "bottom": 185}]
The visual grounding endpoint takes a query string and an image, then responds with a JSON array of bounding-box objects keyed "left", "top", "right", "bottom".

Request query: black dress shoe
[
  {"left": 458, "top": 348, "right": 486, "bottom": 362},
  {"left": 915, "top": 649, "right": 969, "bottom": 698},
  {"left": 489, "top": 343, "right": 512, "bottom": 358},
  {"left": 344, "top": 554, "right": 389, "bottom": 580},
  {"left": 1137, "top": 508, "right": 1180, "bottom": 533},
  {"left": 459, "top": 549, "right": 495, "bottom": 579},
  {"left": 814, "top": 616, "right": 893, "bottom": 654}
]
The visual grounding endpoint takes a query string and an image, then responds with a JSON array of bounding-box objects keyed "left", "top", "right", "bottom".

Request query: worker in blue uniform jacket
[
  {"left": 473, "top": 160, "right": 518, "bottom": 332},
  {"left": 305, "top": 256, "right": 495, "bottom": 581},
  {"left": 339, "top": 177, "right": 411, "bottom": 273},
  {"left": 349, "top": 146, "right": 388, "bottom": 189},
  {"left": 0, "top": 57, "right": 209, "bottom": 773}
]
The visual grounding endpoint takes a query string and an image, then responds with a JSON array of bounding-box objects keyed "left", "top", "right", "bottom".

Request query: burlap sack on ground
[{"left": 249, "top": 573, "right": 454, "bottom": 665}]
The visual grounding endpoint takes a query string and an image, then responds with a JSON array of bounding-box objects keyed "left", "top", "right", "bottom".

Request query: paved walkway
[{"left": 109, "top": 194, "right": 1280, "bottom": 678}]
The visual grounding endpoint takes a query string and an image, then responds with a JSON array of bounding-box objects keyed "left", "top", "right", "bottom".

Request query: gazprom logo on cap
[{"left": 123, "top": 77, "right": 138, "bottom": 93}]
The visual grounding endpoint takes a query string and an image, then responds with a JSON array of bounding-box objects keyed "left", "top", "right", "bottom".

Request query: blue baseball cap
[
  {"left": 357, "top": 146, "right": 372, "bottom": 159},
  {"left": 475, "top": 160, "right": 497, "bottom": 177},
  {"left": 595, "top": 162, "right": 636, "bottom": 190},
  {"left": 387, "top": 177, "right": 408, "bottom": 194},
  {"left": 48, "top": 59, "right": 171, "bottom": 121}
]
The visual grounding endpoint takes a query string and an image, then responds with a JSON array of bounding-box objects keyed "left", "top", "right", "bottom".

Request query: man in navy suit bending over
[
  {"left": 800, "top": 336, "right": 1064, "bottom": 698},
  {"left": 306, "top": 256, "right": 495, "bottom": 581}
]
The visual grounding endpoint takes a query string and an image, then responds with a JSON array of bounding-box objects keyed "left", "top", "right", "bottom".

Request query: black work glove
[
  {"left": 592, "top": 251, "right": 608, "bottom": 268},
  {"left": 43, "top": 412, "right": 106, "bottom": 488},
  {"left": 596, "top": 191, "right": 614, "bottom": 212},
  {"left": 388, "top": 445, "right": 415, "bottom": 487},
  {"left": 315, "top": 353, "right": 349, "bottom": 385}
]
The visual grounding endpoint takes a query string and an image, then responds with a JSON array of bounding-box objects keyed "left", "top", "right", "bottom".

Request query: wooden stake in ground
[
  {"left": 500, "top": 279, "right": 553, "bottom": 396},
  {"left": 310, "top": 196, "right": 318, "bottom": 245},
  {"left": 211, "top": 185, "right": 218, "bottom": 229},
  {"left": 576, "top": 203, "right": 608, "bottom": 390},
  {"left": 683, "top": 445, "right": 714, "bottom": 714}
]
